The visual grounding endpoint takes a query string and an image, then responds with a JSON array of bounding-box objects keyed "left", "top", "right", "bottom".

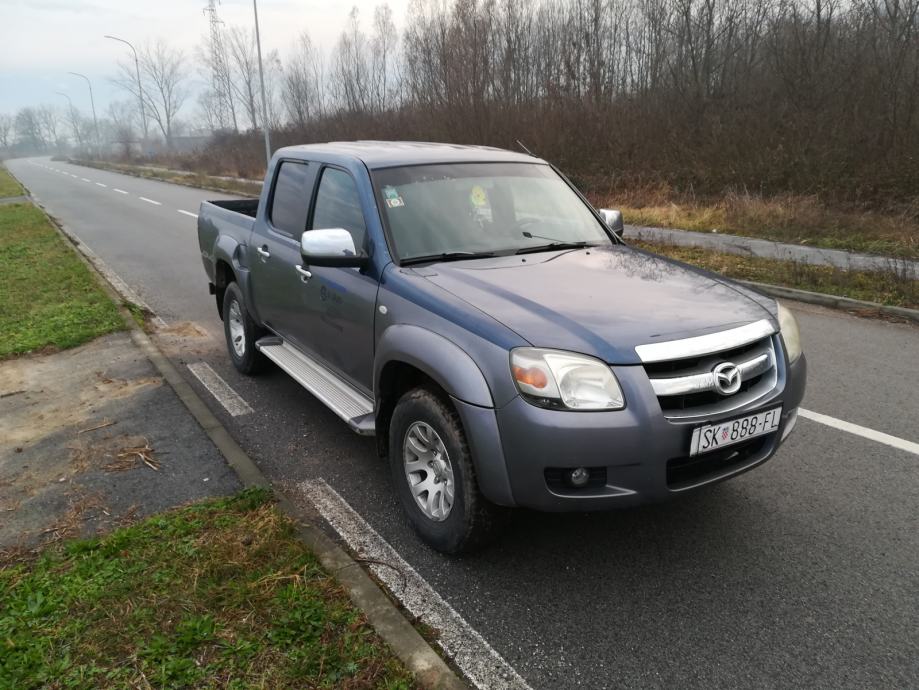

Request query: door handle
[
  {"left": 256, "top": 246, "right": 270, "bottom": 259},
  {"left": 295, "top": 265, "right": 312, "bottom": 282}
]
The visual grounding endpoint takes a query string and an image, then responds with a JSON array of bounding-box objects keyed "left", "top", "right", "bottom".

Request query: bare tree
[
  {"left": 0, "top": 114, "right": 12, "bottom": 149},
  {"left": 284, "top": 31, "right": 326, "bottom": 126},
  {"left": 333, "top": 7, "right": 372, "bottom": 113},
  {"left": 15, "top": 108, "right": 47, "bottom": 151},
  {"left": 371, "top": 3, "right": 398, "bottom": 112},
  {"left": 116, "top": 40, "right": 189, "bottom": 147},
  {"left": 226, "top": 26, "right": 262, "bottom": 130}
]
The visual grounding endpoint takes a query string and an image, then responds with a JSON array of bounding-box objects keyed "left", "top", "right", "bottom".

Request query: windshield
[{"left": 372, "top": 163, "right": 612, "bottom": 262}]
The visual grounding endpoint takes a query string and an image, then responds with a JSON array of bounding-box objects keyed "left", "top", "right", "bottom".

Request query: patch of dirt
[
  {"left": 158, "top": 320, "right": 211, "bottom": 338},
  {"left": 0, "top": 348, "right": 161, "bottom": 448}
]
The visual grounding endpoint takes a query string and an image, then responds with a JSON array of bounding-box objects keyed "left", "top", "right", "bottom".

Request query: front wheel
[
  {"left": 222, "top": 282, "right": 267, "bottom": 375},
  {"left": 389, "top": 388, "right": 505, "bottom": 554}
]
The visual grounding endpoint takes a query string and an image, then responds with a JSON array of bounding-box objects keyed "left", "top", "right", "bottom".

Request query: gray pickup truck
[{"left": 197, "top": 141, "right": 807, "bottom": 553}]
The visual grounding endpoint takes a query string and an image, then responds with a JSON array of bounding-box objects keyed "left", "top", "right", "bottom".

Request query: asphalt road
[{"left": 8, "top": 157, "right": 919, "bottom": 688}]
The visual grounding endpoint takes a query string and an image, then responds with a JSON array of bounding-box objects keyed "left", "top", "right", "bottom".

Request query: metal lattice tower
[{"left": 203, "top": 0, "right": 236, "bottom": 131}]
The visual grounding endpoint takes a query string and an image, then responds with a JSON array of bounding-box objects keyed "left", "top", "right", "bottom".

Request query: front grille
[
  {"left": 642, "top": 334, "right": 779, "bottom": 419},
  {"left": 666, "top": 435, "right": 771, "bottom": 489}
]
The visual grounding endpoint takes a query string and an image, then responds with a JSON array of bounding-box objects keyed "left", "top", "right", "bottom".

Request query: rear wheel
[
  {"left": 222, "top": 282, "right": 267, "bottom": 375},
  {"left": 389, "top": 387, "right": 504, "bottom": 554}
]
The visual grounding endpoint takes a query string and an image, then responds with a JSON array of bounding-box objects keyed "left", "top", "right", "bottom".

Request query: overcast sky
[{"left": 0, "top": 0, "right": 411, "bottom": 116}]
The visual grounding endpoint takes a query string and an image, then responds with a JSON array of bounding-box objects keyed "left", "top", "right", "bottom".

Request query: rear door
[
  {"left": 249, "top": 159, "right": 317, "bottom": 348},
  {"left": 297, "top": 166, "right": 378, "bottom": 392}
]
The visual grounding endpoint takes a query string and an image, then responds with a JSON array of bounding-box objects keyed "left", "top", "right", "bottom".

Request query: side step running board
[{"left": 256, "top": 338, "right": 375, "bottom": 436}]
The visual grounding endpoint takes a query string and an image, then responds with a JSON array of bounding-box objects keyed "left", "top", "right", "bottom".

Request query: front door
[{"left": 296, "top": 166, "right": 377, "bottom": 394}]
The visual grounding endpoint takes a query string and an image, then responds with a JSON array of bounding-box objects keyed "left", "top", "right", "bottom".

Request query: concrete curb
[
  {"left": 625, "top": 224, "right": 919, "bottom": 278},
  {"left": 737, "top": 280, "right": 919, "bottom": 324},
  {"left": 21, "top": 189, "right": 468, "bottom": 690}
]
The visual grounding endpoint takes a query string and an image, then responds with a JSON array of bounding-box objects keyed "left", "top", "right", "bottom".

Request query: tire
[
  {"left": 222, "top": 282, "right": 267, "bottom": 375},
  {"left": 389, "top": 387, "right": 505, "bottom": 554}
]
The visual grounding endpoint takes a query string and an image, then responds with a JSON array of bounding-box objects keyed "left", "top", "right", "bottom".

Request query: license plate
[{"left": 690, "top": 406, "right": 782, "bottom": 456}]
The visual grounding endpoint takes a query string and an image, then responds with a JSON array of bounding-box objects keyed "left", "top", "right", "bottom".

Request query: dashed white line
[
  {"left": 138, "top": 196, "right": 162, "bottom": 206},
  {"left": 187, "top": 362, "right": 253, "bottom": 417},
  {"left": 95, "top": 182, "right": 107, "bottom": 187},
  {"left": 80, "top": 177, "right": 90, "bottom": 182},
  {"left": 300, "top": 479, "right": 532, "bottom": 690},
  {"left": 70, "top": 174, "right": 78, "bottom": 178},
  {"left": 113, "top": 188, "right": 128, "bottom": 194},
  {"left": 800, "top": 408, "right": 919, "bottom": 456},
  {"left": 177, "top": 209, "right": 198, "bottom": 218}
]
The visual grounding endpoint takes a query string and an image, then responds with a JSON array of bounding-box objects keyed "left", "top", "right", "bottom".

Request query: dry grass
[
  {"left": 73, "top": 159, "right": 263, "bottom": 198},
  {"left": 632, "top": 240, "right": 918, "bottom": 309},
  {"left": 597, "top": 185, "right": 919, "bottom": 259}
]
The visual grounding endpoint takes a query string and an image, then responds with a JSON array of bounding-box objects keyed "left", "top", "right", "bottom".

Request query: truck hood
[{"left": 417, "top": 245, "right": 776, "bottom": 364}]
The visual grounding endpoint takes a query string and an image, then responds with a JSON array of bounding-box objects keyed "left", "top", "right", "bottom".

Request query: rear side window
[
  {"left": 311, "top": 168, "right": 366, "bottom": 250},
  {"left": 269, "top": 161, "right": 311, "bottom": 236}
]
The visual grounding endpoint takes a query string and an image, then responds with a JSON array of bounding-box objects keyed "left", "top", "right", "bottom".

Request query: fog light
[{"left": 568, "top": 467, "right": 590, "bottom": 487}]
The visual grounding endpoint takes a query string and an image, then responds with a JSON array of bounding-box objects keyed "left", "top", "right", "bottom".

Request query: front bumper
[{"left": 489, "top": 354, "right": 807, "bottom": 511}]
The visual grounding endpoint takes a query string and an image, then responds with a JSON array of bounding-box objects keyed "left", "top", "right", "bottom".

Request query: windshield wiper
[
  {"left": 400, "top": 251, "right": 498, "bottom": 266},
  {"left": 515, "top": 241, "right": 592, "bottom": 255}
]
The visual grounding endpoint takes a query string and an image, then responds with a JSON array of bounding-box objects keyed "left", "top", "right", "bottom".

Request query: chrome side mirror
[
  {"left": 599, "top": 208, "right": 625, "bottom": 237},
  {"left": 300, "top": 228, "right": 368, "bottom": 268}
]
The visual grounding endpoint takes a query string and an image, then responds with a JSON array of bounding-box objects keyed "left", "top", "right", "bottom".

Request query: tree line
[{"left": 4, "top": 0, "right": 918, "bottom": 207}]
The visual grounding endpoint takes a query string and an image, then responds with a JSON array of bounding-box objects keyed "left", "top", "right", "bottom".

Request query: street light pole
[
  {"left": 68, "top": 71, "right": 99, "bottom": 151},
  {"left": 104, "top": 34, "right": 147, "bottom": 142},
  {"left": 252, "top": 0, "right": 272, "bottom": 166}
]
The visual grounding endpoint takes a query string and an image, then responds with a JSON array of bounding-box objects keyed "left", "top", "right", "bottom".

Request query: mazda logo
[{"left": 712, "top": 362, "right": 742, "bottom": 395}]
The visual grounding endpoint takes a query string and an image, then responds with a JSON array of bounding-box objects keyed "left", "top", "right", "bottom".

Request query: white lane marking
[
  {"left": 113, "top": 188, "right": 128, "bottom": 194},
  {"left": 70, "top": 174, "right": 78, "bottom": 178},
  {"left": 95, "top": 182, "right": 107, "bottom": 187},
  {"left": 80, "top": 177, "right": 90, "bottom": 182},
  {"left": 800, "top": 408, "right": 919, "bottom": 456},
  {"left": 139, "top": 196, "right": 161, "bottom": 206},
  {"left": 187, "top": 362, "right": 253, "bottom": 417},
  {"left": 177, "top": 209, "right": 198, "bottom": 218},
  {"left": 300, "top": 479, "right": 532, "bottom": 690}
]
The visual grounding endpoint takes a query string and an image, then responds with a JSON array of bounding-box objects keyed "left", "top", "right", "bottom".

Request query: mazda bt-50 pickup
[{"left": 197, "top": 141, "right": 807, "bottom": 553}]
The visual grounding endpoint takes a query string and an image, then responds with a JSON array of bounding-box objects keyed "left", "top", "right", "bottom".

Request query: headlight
[
  {"left": 777, "top": 302, "right": 802, "bottom": 363},
  {"left": 510, "top": 348, "right": 625, "bottom": 410}
]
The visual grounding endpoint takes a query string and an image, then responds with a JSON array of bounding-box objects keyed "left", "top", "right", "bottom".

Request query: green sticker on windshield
[{"left": 383, "top": 185, "right": 399, "bottom": 200}]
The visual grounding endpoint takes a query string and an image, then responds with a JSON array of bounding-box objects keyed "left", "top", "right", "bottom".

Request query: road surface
[{"left": 8, "top": 157, "right": 919, "bottom": 689}]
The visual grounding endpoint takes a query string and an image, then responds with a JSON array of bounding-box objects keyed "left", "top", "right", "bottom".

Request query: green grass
[
  {"left": 632, "top": 240, "right": 918, "bottom": 309},
  {"left": 0, "top": 166, "right": 23, "bottom": 198},
  {"left": 0, "top": 489, "right": 416, "bottom": 689},
  {"left": 0, "top": 203, "right": 124, "bottom": 358}
]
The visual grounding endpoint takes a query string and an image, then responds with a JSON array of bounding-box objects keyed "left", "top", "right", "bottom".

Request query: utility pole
[
  {"left": 252, "top": 0, "right": 272, "bottom": 165},
  {"left": 68, "top": 72, "right": 99, "bottom": 153},
  {"left": 104, "top": 34, "right": 148, "bottom": 142}
]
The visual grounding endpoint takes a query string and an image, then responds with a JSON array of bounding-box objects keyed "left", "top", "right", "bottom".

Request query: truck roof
[{"left": 275, "top": 141, "right": 545, "bottom": 170}]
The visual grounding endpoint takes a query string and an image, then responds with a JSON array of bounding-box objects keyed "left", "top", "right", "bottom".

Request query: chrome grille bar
[
  {"left": 635, "top": 319, "right": 776, "bottom": 363},
  {"left": 649, "top": 351, "right": 772, "bottom": 397}
]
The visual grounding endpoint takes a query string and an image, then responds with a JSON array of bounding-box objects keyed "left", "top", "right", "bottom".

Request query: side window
[
  {"left": 269, "top": 161, "right": 310, "bottom": 236},
  {"left": 311, "top": 168, "right": 366, "bottom": 251}
]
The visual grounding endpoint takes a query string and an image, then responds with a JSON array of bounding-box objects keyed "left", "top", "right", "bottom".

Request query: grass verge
[
  {"left": 633, "top": 240, "right": 918, "bottom": 309},
  {"left": 0, "top": 489, "right": 416, "bottom": 689},
  {"left": 0, "top": 166, "right": 24, "bottom": 198},
  {"left": 74, "top": 159, "right": 263, "bottom": 198},
  {"left": 0, "top": 203, "right": 124, "bottom": 358},
  {"left": 597, "top": 189, "right": 919, "bottom": 259}
]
